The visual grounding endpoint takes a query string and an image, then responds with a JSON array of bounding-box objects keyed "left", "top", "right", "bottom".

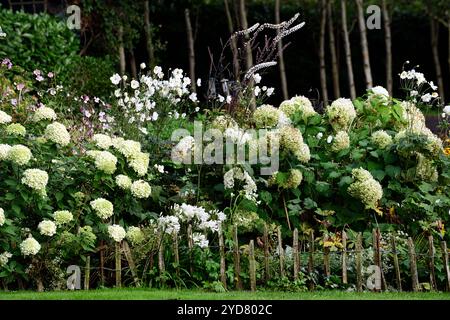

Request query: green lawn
[{"left": 0, "top": 289, "right": 449, "bottom": 300}]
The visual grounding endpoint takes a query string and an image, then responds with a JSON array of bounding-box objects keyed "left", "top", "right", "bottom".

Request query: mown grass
[{"left": 0, "top": 288, "right": 449, "bottom": 300}]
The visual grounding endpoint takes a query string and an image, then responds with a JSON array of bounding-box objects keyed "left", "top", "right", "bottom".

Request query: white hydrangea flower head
[
  {"left": 7, "top": 144, "right": 32, "bottom": 166},
  {"left": 126, "top": 226, "right": 144, "bottom": 245},
  {"left": 370, "top": 86, "right": 389, "bottom": 97},
  {"left": 115, "top": 175, "right": 132, "bottom": 190},
  {"left": 21, "top": 169, "right": 48, "bottom": 191},
  {"left": 128, "top": 152, "right": 150, "bottom": 176},
  {"left": 211, "top": 115, "right": 238, "bottom": 132},
  {"left": 0, "top": 208, "right": 5, "bottom": 226},
  {"left": 280, "top": 126, "right": 303, "bottom": 152},
  {"left": 326, "top": 98, "right": 357, "bottom": 131},
  {"left": 113, "top": 139, "right": 141, "bottom": 158},
  {"left": 32, "top": 106, "right": 57, "bottom": 122},
  {"left": 6, "top": 123, "right": 26, "bottom": 136},
  {"left": 277, "top": 111, "right": 292, "bottom": 128},
  {"left": 44, "top": 122, "right": 71, "bottom": 146},
  {"left": 0, "top": 110, "right": 12, "bottom": 124},
  {"left": 253, "top": 104, "right": 280, "bottom": 128},
  {"left": 416, "top": 153, "right": 438, "bottom": 182},
  {"left": 20, "top": 237, "right": 41, "bottom": 256},
  {"left": 130, "top": 180, "right": 152, "bottom": 199},
  {"left": 348, "top": 168, "right": 383, "bottom": 209},
  {"left": 94, "top": 151, "right": 117, "bottom": 174},
  {"left": 53, "top": 210, "right": 73, "bottom": 227},
  {"left": 92, "top": 134, "right": 113, "bottom": 149},
  {"left": 280, "top": 96, "right": 317, "bottom": 121},
  {"left": 38, "top": 220, "right": 57, "bottom": 237},
  {"left": 0, "top": 144, "right": 11, "bottom": 160},
  {"left": 90, "top": 198, "right": 114, "bottom": 220},
  {"left": 331, "top": 131, "right": 350, "bottom": 152},
  {"left": 108, "top": 224, "right": 126, "bottom": 242},
  {"left": 371, "top": 130, "right": 393, "bottom": 149}
]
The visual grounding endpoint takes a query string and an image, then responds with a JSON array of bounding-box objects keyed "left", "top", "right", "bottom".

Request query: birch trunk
[
  {"left": 276, "top": 0, "right": 289, "bottom": 100},
  {"left": 118, "top": 26, "right": 126, "bottom": 76},
  {"left": 185, "top": 9, "right": 196, "bottom": 92},
  {"left": 319, "top": 0, "right": 329, "bottom": 105},
  {"left": 144, "top": 0, "right": 155, "bottom": 66},
  {"left": 356, "top": 0, "right": 373, "bottom": 89},
  {"left": 129, "top": 49, "right": 137, "bottom": 79},
  {"left": 341, "top": 0, "right": 356, "bottom": 100},
  {"left": 327, "top": 0, "right": 340, "bottom": 99},
  {"left": 239, "top": 0, "right": 253, "bottom": 71},
  {"left": 224, "top": 0, "right": 240, "bottom": 79},
  {"left": 430, "top": 18, "right": 445, "bottom": 101},
  {"left": 382, "top": 0, "right": 393, "bottom": 94}
]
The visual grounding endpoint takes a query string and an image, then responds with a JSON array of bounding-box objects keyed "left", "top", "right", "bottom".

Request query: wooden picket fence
[{"left": 89, "top": 225, "right": 450, "bottom": 292}]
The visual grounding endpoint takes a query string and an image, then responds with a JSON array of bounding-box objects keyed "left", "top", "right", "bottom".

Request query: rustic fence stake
[
  {"left": 324, "top": 244, "right": 331, "bottom": 278},
  {"left": 173, "top": 232, "right": 180, "bottom": 278},
  {"left": 293, "top": 228, "right": 299, "bottom": 280},
  {"left": 233, "top": 225, "right": 242, "bottom": 290},
  {"left": 342, "top": 231, "right": 348, "bottom": 285},
  {"left": 99, "top": 240, "right": 105, "bottom": 287},
  {"left": 277, "top": 226, "right": 285, "bottom": 277},
  {"left": 115, "top": 242, "right": 121, "bottom": 288},
  {"left": 308, "top": 231, "right": 315, "bottom": 290},
  {"left": 219, "top": 224, "right": 227, "bottom": 289},
  {"left": 122, "top": 240, "right": 140, "bottom": 287},
  {"left": 441, "top": 241, "right": 450, "bottom": 291},
  {"left": 408, "top": 237, "right": 419, "bottom": 292},
  {"left": 263, "top": 224, "right": 270, "bottom": 281},
  {"left": 356, "top": 233, "right": 363, "bottom": 292},
  {"left": 391, "top": 236, "right": 402, "bottom": 291},
  {"left": 158, "top": 232, "right": 166, "bottom": 287},
  {"left": 84, "top": 255, "right": 90, "bottom": 290},
  {"left": 428, "top": 235, "right": 436, "bottom": 291},
  {"left": 187, "top": 224, "right": 194, "bottom": 275},
  {"left": 249, "top": 240, "right": 256, "bottom": 292},
  {"left": 372, "top": 228, "right": 386, "bottom": 291}
]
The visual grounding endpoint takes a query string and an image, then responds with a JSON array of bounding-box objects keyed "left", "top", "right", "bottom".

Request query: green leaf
[
  {"left": 304, "top": 198, "right": 317, "bottom": 210},
  {"left": 385, "top": 165, "right": 401, "bottom": 178}
]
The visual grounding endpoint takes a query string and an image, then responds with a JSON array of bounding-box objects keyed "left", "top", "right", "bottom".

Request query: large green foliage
[{"left": 0, "top": 8, "right": 79, "bottom": 74}]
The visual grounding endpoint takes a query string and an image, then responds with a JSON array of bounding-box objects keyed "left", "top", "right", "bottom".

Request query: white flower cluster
[
  {"left": 192, "top": 233, "right": 209, "bottom": 248},
  {"left": 111, "top": 66, "right": 197, "bottom": 133},
  {"left": 253, "top": 104, "right": 280, "bottom": 128},
  {"left": 126, "top": 226, "right": 145, "bottom": 245},
  {"left": 130, "top": 180, "right": 152, "bottom": 199},
  {"left": 0, "top": 207, "right": 5, "bottom": 226},
  {"left": 223, "top": 167, "right": 258, "bottom": 203},
  {"left": 53, "top": 210, "right": 73, "bottom": 226},
  {"left": 279, "top": 126, "right": 311, "bottom": 163},
  {"left": 38, "top": 220, "right": 57, "bottom": 237},
  {"left": 348, "top": 168, "right": 383, "bottom": 209},
  {"left": 279, "top": 96, "right": 317, "bottom": 121},
  {"left": 92, "top": 134, "right": 113, "bottom": 149},
  {"left": 7, "top": 144, "right": 32, "bottom": 166},
  {"left": 371, "top": 130, "right": 393, "bottom": 149},
  {"left": 94, "top": 151, "right": 117, "bottom": 174},
  {"left": 0, "top": 110, "right": 12, "bottom": 124},
  {"left": 370, "top": 86, "right": 389, "bottom": 98},
  {"left": 173, "top": 203, "right": 226, "bottom": 233},
  {"left": 21, "top": 169, "right": 48, "bottom": 192},
  {"left": 158, "top": 215, "right": 181, "bottom": 235},
  {"left": 108, "top": 224, "right": 126, "bottom": 242},
  {"left": 32, "top": 106, "right": 57, "bottom": 122},
  {"left": 90, "top": 198, "right": 114, "bottom": 220},
  {"left": 330, "top": 131, "right": 350, "bottom": 152},
  {"left": 224, "top": 126, "right": 253, "bottom": 145},
  {"left": 115, "top": 174, "right": 132, "bottom": 190},
  {"left": 326, "top": 98, "right": 356, "bottom": 131},
  {"left": 6, "top": 123, "right": 26, "bottom": 136},
  {"left": 415, "top": 154, "right": 438, "bottom": 182},
  {"left": 44, "top": 122, "right": 71, "bottom": 146},
  {"left": 20, "top": 237, "right": 41, "bottom": 256},
  {"left": 0, "top": 144, "right": 11, "bottom": 160},
  {"left": 112, "top": 138, "right": 149, "bottom": 176},
  {"left": 0, "top": 252, "right": 12, "bottom": 267}
]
